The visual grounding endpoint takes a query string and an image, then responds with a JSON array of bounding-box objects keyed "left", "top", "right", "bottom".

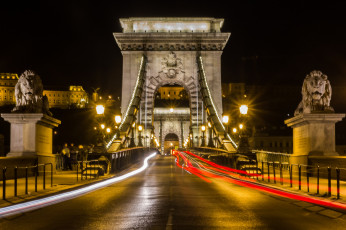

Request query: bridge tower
[{"left": 114, "top": 18, "right": 230, "bottom": 151}]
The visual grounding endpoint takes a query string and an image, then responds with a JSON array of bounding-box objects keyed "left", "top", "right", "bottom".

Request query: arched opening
[
  {"left": 164, "top": 133, "right": 179, "bottom": 155},
  {"left": 154, "top": 83, "right": 189, "bottom": 108}
]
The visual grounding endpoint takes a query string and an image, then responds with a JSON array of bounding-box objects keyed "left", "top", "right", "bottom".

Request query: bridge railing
[
  {"left": 189, "top": 147, "right": 345, "bottom": 199},
  {"left": 108, "top": 147, "right": 158, "bottom": 173}
]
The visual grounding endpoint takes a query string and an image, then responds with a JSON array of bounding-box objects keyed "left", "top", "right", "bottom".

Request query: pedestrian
[{"left": 62, "top": 143, "right": 72, "bottom": 170}]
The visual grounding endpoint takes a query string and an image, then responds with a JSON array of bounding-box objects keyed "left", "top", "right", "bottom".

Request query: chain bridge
[{"left": 105, "top": 17, "right": 237, "bottom": 153}]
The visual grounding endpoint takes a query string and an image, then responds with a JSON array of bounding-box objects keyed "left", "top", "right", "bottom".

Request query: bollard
[
  {"left": 256, "top": 160, "right": 258, "bottom": 180},
  {"left": 76, "top": 162, "right": 79, "bottom": 182},
  {"left": 43, "top": 164, "right": 46, "bottom": 190},
  {"left": 317, "top": 165, "right": 320, "bottom": 194},
  {"left": 290, "top": 165, "right": 293, "bottom": 188},
  {"left": 25, "top": 167, "right": 28, "bottom": 195},
  {"left": 298, "top": 165, "right": 301, "bottom": 190},
  {"left": 307, "top": 167, "right": 309, "bottom": 193},
  {"left": 2, "top": 167, "right": 6, "bottom": 200},
  {"left": 267, "top": 162, "right": 270, "bottom": 182},
  {"left": 336, "top": 168, "right": 340, "bottom": 199},
  {"left": 81, "top": 161, "right": 84, "bottom": 181},
  {"left": 14, "top": 166, "right": 18, "bottom": 197},
  {"left": 328, "top": 167, "right": 331, "bottom": 197},
  {"left": 280, "top": 164, "right": 283, "bottom": 185},
  {"left": 51, "top": 163, "right": 53, "bottom": 187},
  {"left": 261, "top": 162, "right": 264, "bottom": 181},
  {"left": 273, "top": 162, "right": 276, "bottom": 184},
  {"left": 35, "top": 165, "right": 38, "bottom": 192}
]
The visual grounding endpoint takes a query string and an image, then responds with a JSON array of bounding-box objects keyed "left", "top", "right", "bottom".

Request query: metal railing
[
  {"left": 190, "top": 148, "right": 344, "bottom": 199},
  {"left": 1, "top": 163, "right": 53, "bottom": 200}
]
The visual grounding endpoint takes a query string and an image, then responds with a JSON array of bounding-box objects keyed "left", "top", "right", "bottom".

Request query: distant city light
[
  {"left": 170, "top": 108, "right": 174, "bottom": 113},
  {"left": 233, "top": 128, "right": 237, "bottom": 133},
  {"left": 239, "top": 124, "right": 244, "bottom": 129},
  {"left": 100, "top": 124, "right": 105, "bottom": 129},
  {"left": 201, "top": 125, "right": 206, "bottom": 131},
  {"left": 106, "top": 128, "right": 111, "bottom": 133}
]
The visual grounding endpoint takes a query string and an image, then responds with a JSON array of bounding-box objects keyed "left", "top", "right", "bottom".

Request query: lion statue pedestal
[
  {"left": 285, "top": 70, "right": 345, "bottom": 166},
  {"left": 1, "top": 114, "right": 60, "bottom": 166},
  {"left": 0, "top": 70, "right": 61, "bottom": 170},
  {"left": 285, "top": 113, "right": 344, "bottom": 165}
]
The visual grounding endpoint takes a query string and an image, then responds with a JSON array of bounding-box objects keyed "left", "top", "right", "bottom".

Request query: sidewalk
[{"left": 0, "top": 169, "right": 114, "bottom": 208}]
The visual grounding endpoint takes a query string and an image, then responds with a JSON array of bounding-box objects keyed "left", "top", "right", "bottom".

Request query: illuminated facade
[
  {"left": 156, "top": 86, "right": 186, "bottom": 100},
  {"left": 0, "top": 73, "right": 18, "bottom": 105},
  {"left": 44, "top": 86, "right": 89, "bottom": 108}
]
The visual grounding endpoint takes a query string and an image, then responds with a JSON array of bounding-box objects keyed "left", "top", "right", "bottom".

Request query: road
[{"left": 1, "top": 154, "right": 345, "bottom": 230}]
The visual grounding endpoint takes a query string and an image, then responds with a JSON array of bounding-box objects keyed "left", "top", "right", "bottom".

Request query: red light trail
[{"left": 172, "top": 150, "right": 346, "bottom": 211}]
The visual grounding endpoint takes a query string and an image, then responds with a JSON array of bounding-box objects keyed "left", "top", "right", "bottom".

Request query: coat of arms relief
[{"left": 161, "top": 51, "right": 184, "bottom": 78}]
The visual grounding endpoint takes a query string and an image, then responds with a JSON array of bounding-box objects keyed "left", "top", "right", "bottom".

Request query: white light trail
[{"left": 0, "top": 152, "right": 157, "bottom": 218}]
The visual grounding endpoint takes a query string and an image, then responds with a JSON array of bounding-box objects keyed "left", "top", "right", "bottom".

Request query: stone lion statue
[
  {"left": 12, "top": 70, "right": 52, "bottom": 116},
  {"left": 294, "top": 70, "right": 334, "bottom": 116}
]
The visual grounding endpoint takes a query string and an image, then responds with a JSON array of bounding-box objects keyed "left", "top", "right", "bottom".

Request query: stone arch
[{"left": 140, "top": 75, "right": 202, "bottom": 128}]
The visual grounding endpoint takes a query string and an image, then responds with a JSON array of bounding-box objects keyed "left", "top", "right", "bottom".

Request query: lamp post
[
  {"left": 129, "top": 122, "right": 136, "bottom": 147},
  {"left": 201, "top": 125, "right": 206, "bottom": 147},
  {"left": 95, "top": 105, "right": 105, "bottom": 147},
  {"left": 189, "top": 126, "right": 194, "bottom": 147},
  {"left": 237, "top": 105, "right": 252, "bottom": 155},
  {"left": 207, "top": 121, "right": 215, "bottom": 148},
  {"left": 114, "top": 115, "right": 121, "bottom": 140},
  {"left": 150, "top": 131, "right": 155, "bottom": 148},
  {"left": 222, "top": 115, "right": 229, "bottom": 139},
  {"left": 138, "top": 124, "right": 143, "bottom": 147}
]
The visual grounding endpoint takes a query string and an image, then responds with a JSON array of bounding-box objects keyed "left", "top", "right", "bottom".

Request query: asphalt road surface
[{"left": 1, "top": 155, "right": 345, "bottom": 230}]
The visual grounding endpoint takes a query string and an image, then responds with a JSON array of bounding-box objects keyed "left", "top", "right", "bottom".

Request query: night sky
[{"left": 1, "top": 1, "right": 346, "bottom": 97}]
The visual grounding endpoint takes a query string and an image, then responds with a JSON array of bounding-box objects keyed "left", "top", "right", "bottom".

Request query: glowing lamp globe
[
  {"left": 96, "top": 105, "right": 105, "bottom": 115},
  {"left": 239, "top": 105, "right": 248, "bottom": 115}
]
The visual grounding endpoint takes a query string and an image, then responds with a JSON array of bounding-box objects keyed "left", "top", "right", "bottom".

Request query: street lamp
[
  {"left": 96, "top": 105, "right": 105, "bottom": 115},
  {"left": 207, "top": 120, "right": 215, "bottom": 148},
  {"left": 201, "top": 125, "right": 206, "bottom": 147},
  {"left": 138, "top": 124, "right": 143, "bottom": 147},
  {"left": 129, "top": 122, "right": 136, "bottom": 147},
  {"left": 237, "top": 104, "right": 251, "bottom": 155},
  {"left": 222, "top": 115, "right": 229, "bottom": 139},
  {"left": 240, "top": 105, "right": 248, "bottom": 115},
  {"left": 95, "top": 104, "right": 106, "bottom": 151},
  {"left": 114, "top": 115, "right": 121, "bottom": 140}
]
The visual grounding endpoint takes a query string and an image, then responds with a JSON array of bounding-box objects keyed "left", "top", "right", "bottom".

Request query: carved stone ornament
[
  {"left": 161, "top": 51, "right": 183, "bottom": 78},
  {"left": 12, "top": 70, "right": 52, "bottom": 116},
  {"left": 294, "top": 70, "right": 334, "bottom": 116}
]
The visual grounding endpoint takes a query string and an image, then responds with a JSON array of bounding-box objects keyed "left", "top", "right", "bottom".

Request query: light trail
[
  {"left": 0, "top": 152, "right": 157, "bottom": 218},
  {"left": 173, "top": 150, "right": 346, "bottom": 211}
]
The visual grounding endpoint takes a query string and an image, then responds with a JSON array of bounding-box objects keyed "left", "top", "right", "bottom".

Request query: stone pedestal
[
  {"left": 1, "top": 113, "right": 61, "bottom": 168},
  {"left": 285, "top": 113, "right": 345, "bottom": 165}
]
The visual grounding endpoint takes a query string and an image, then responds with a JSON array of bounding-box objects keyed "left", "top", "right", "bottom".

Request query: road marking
[{"left": 166, "top": 208, "right": 174, "bottom": 230}]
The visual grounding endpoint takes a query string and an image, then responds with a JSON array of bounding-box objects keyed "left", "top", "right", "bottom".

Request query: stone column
[
  {"left": 1, "top": 113, "right": 61, "bottom": 167},
  {"left": 285, "top": 113, "right": 345, "bottom": 165}
]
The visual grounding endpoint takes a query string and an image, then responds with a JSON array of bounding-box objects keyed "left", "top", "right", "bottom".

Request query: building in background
[
  {"left": 43, "top": 85, "right": 89, "bottom": 109},
  {"left": 0, "top": 73, "right": 18, "bottom": 106}
]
